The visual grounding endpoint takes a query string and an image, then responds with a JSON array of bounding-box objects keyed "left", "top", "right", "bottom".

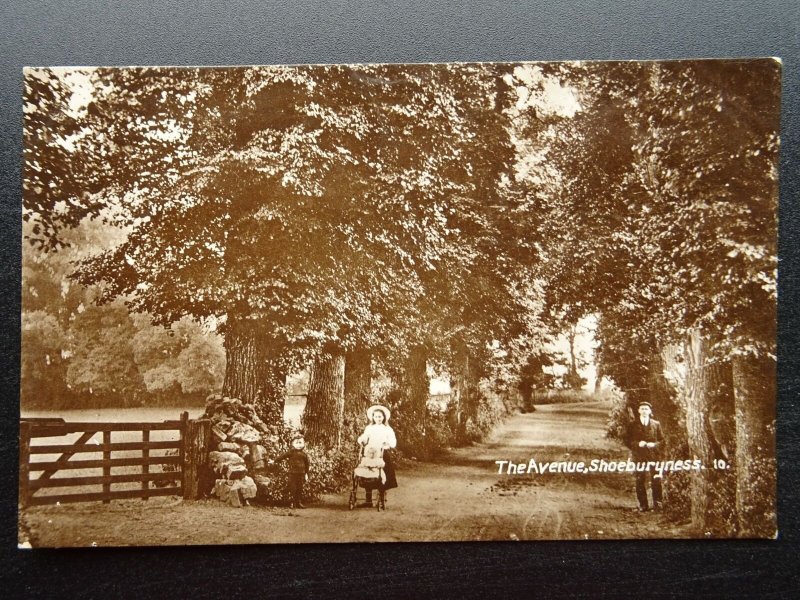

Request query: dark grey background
[{"left": 1, "top": 1, "right": 798, "bottom": 597}]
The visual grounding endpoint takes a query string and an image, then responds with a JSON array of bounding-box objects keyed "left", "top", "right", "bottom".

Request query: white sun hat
[{"left": 366, "top": 404, "right": 391, "bottom": 422}]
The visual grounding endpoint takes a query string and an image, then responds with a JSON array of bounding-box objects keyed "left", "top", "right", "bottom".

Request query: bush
[
  {"left": 468, "top": 393, "right": 505, "bottom": 440},
  {"left": 259, "top": 445, "right": 353, "bottom": 504},
  {"left": 456, "top": 385, "right": 521, "bottom": 445},
  {"left": 534, "top": 389, "right": 597, "bottom": 405},
  {"left": 253, "top": 418, "right": 353, "bottom": 503},
  {"left": 422, "top": 406, "right": 458, "bottom": 456},
  {"left": 663, "top": 466, "right": 691, "bottom": 523},
  {"left": 306, "top": 447, "right": 354, "bottom": 498},
  {"left": 606, "top": 393, "right": 631, "bottom": 442},
  {"left": 706, "top": 467, "right": 738, "bottom": 537}
]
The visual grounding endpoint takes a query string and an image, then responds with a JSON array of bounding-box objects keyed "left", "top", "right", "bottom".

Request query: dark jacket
[
  {"left": 275, "top": 448, "right": 310, "bottom": 474},
  {"left": 627, "top": 418, "right": 665, "bottom": 461}
]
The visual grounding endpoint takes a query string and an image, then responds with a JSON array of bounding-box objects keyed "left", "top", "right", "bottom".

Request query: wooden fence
[{"left": 19, "top": 412, "right": 211, "bottom": 507}]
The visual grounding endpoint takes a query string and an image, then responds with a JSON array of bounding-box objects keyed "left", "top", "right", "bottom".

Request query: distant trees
[
  {"left": 20, "top": 219, "right": 226, "bottom": 409},
  {"left": 132, "top": 315, "right": 226, "bottom": 396},
  {"left": 20, "top": 310, "right": 67, "bottom": 406},
  {"left": 66, "top": 302, "right": 144, "bottom": 402}
]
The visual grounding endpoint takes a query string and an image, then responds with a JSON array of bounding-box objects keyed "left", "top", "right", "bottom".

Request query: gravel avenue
[{"left": 19, "top": 401, "right": 693, "bottom": 547}]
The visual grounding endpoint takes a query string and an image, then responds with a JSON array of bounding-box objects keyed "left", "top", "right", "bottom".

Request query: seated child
[{"left": 354, "top": 445, "right": 386, "bottom": 484}]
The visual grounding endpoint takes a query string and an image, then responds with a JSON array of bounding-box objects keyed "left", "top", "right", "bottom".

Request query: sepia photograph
[{"left": 18, "top": 59, "right": 779, "bottom": 547}]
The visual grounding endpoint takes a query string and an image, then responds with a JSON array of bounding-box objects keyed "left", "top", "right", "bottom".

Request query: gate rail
[{"left": 18, "top": 412, "right": 210, "bottom": 507}]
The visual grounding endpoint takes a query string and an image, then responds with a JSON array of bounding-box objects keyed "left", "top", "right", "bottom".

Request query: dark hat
[{"left": 638, "top": 401, "right": 652, "bottom": 409}]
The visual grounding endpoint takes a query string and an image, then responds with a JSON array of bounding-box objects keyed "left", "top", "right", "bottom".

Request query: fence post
[
  {"left": 19, "top": 421, "right": 31, "bottom": 508},
  {"left": 182, "top": 418, "right": 211, "bottom": 500},
  {"left": 141, "top": 429, "right": 150, "bottom": 500},
  {"left": 179, "top": 412, "right": 189, "bottom": 497},
  {"left": 103, "top": 431, "right": 111, "bottom": 503}
]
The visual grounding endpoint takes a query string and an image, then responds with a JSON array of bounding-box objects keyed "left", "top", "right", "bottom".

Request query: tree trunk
[
  {"left": 303, "top": 347, "right": 346, "bottom": 451},
  {"left": 343, "top": 346, "right": 372, "bottom": 445},
  {"left": 567, "top": 325, "right": 581, "bottom": 389},
  {"left": 222, "top": 314, "right": 286, "bottom": 425},
  {"left": 684, "top": 331, "right": 712, "bottom": 530},
  {"left": 395, "top": 345, "right": 429, "bottom": 459},
  {"left": 594, "top": 363, "right": 604, "bottom": 394},
  {"left": 450, "top": 340, "right": 481, "bottom": 445},
  {"left": 647, "top": 350, "right": 683, "bottom": 444},
  {"left": 732, "top": 353, "right": 776, "bottom": 538},
  {"left": 449, "top": 342, "right": 468, "bottom": 443},
  {"left": 646, "top": 347, "right": 688, "bottom": 517}
]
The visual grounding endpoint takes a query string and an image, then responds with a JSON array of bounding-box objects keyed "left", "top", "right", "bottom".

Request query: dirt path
[{"left": 20, "top": 401, "right": 694, "bottom": 547}]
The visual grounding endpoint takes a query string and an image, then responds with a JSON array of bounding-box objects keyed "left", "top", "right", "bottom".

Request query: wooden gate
[{"left": 18, "top": 413, "right": 200, "bottom": 507}]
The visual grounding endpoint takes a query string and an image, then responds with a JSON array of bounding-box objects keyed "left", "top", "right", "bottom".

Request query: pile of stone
[{"left": 202, "top": 395, "right": 278, "bottom": 507}]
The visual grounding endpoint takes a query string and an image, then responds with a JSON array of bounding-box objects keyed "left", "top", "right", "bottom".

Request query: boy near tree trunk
[{"left": 271, "top": 435, "right": 311, "bottom": 509}]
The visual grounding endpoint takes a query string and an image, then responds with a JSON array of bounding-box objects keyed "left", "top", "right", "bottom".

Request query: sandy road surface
[{"left": 20, "top": 401, "right": 693, "bottom": 547}]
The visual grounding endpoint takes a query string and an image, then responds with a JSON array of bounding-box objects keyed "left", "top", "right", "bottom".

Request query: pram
[{"left": 348, "top": 444, "right": 386, "bottom": 511}]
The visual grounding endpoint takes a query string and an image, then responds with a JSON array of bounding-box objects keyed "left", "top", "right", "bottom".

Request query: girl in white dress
[{"left": 357, "top": 404, "right": 398, "bottom": 505}]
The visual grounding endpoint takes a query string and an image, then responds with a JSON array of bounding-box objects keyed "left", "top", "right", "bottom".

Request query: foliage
[
  {"left": 453, "top": 383, "right": 522, "bottom": 446},
  {"left": 20, "top": 220, "right": 226, "bottom": 409},
  {"left": 605, "top": 390, "right": 632, "bottom": 442},
  {"left": 533, "top": 389, "right": 601, "bottom": 405},
  {"left": 66, "top": 301, "right": 144, "bottom": 402},
  {"left": 133, "top": 315, "right": 226, "bottom": 395},
  {"left": 23, "top": 65, "right": 557, "bottom": 430},
  {"left": 512, "top": 61, "right": 779, "bottom": 391},
  {"left": 422, "top": 406, "right": 458, "bottom": 455},
  {"left": 465, "top": 388, "right": 513, "bottom": 442},
  {"left": 260, "top": 445, "right": 352, "bottom": 504},
  {"left": 306, "top": 447, "right": 354, "bottom": 495},
  {"left": 20, "top": 310, "right": 68, "bottom": 406}
]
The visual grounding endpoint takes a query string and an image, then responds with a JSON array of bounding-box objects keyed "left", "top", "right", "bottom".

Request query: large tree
[
  {"left": 528, "top": 60, "right": 779, "bottom": 536},
  {"left": 24, "top": 64, "right": 547, "bottom": 451}
]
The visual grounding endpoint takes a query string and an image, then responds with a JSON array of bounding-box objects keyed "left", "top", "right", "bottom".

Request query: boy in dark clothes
[{"left": 272, "top": 435, "right": 311, "bottom": 508}]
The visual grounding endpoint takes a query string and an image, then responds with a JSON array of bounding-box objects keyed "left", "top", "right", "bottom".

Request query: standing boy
[{"left": 272, "top": 435, "right": 311, "bottom": 509}]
